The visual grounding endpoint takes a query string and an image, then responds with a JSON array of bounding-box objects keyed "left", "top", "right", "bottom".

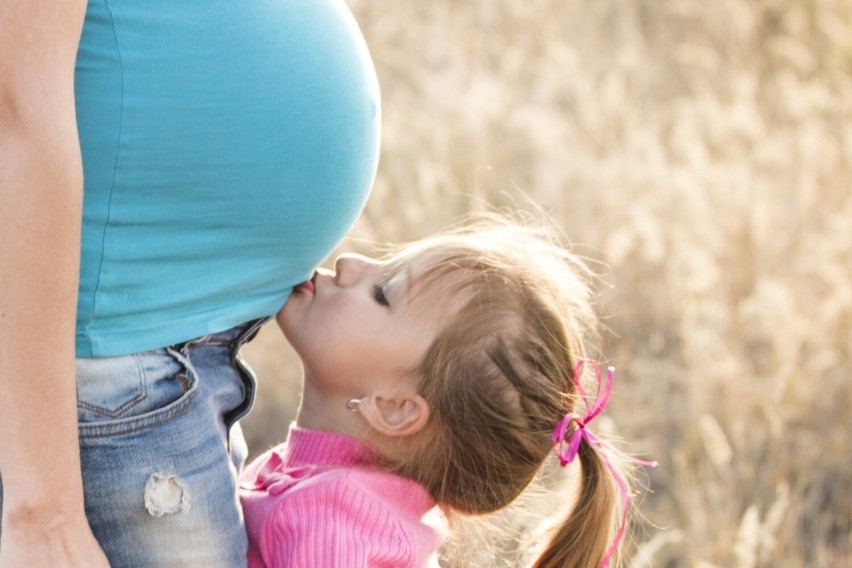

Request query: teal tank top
[{"left": 74, "top": 0, "right": 380, "bottom": 356}]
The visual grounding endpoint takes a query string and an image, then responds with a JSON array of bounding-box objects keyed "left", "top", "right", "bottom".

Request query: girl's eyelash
[{"left": 373, "top": 285, "right": 389, "bottom": 306}]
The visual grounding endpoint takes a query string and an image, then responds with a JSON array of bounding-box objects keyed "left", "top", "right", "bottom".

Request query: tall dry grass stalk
[{"left": 243, "top": 1, "right": 851, "bottom": 565}]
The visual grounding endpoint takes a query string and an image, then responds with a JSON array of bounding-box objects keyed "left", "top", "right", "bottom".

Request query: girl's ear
[{"left": 359, "top": 392, "right": 430, "bottom": 438}]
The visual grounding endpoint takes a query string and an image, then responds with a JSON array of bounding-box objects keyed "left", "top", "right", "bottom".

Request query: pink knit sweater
[{"left": 239, "top": 426, "right": 443, "bottom": 567}]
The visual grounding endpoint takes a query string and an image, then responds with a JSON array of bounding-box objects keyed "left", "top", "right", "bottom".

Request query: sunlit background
[{"left": 242, "top": 1, "right": 851, "bottom": 566}]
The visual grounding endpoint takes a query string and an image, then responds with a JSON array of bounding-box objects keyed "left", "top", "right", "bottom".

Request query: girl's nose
[{"left": 333, "top": 254, "right": 379, "bottom": 287}]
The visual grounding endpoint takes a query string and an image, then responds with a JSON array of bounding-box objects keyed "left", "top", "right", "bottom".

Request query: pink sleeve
[{"left": 260, "top": 476, "right": 418, "bottom": 568}]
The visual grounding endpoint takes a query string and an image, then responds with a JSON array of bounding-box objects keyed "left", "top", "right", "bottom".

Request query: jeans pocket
[{"left": 77, "top": 348, "right": 198, "bottom": 439}]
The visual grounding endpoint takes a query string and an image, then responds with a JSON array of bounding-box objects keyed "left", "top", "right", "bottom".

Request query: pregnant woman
[{"left": 0, "top": 1, "right": 380, "bottom": 566}]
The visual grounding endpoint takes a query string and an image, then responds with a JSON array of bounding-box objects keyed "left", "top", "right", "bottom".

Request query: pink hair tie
[{"left": 552, "top": 360, "right": 657, "bottom": 568}]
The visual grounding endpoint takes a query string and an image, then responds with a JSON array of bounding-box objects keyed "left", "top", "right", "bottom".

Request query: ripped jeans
[{"left": 0, "top": 319, "right": 267, "bottom": 567}]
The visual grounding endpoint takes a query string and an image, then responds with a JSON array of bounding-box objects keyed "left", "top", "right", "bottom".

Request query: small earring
[{"left": 346, "top": 399, "right": 362, "bottom": 412}]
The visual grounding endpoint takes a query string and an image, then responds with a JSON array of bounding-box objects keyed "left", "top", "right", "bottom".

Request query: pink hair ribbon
[{"left": 552, "top": 360, "right": 657, "bottom": 568}]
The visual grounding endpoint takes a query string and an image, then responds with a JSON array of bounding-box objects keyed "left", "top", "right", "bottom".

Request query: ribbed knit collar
[{"left": 282, "top": 424, "right": 383, "bottom": 468}]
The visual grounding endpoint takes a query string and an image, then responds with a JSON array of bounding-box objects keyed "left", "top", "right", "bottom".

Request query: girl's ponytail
[
  {"left": 533, "top": 440, "right": 619, "bottom": 568},
  {"left": 535, "top": 361, "right": 655, "bottom": 568}
]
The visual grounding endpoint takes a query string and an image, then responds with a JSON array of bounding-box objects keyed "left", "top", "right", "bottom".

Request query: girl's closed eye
[{"left": 373, "top": 284, "right": 390, "bottom": 307}]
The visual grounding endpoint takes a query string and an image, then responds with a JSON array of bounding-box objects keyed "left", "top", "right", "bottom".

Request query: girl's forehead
[
  {"left": 395, "top": 266, "right": 475, "bottom": 324},
  {"left": 388, "top": 243, "right": 454, "bottom": 272},
  {"left": 386, "top": 248, "right": 456, "bottom": 292}
]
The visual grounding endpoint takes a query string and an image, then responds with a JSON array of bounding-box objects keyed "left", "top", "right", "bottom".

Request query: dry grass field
[{"left": 242, "top": 1, "right": 851, "bottom": 566}]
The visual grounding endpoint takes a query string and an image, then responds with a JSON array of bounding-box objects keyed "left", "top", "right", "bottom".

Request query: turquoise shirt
[{"left": 74, "top": 0, "right": 380, "bottom": 357}]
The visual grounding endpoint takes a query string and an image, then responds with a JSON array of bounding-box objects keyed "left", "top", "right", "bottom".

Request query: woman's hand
[{"left": 0, "top": 515, "right": 110, "bottom": 568}]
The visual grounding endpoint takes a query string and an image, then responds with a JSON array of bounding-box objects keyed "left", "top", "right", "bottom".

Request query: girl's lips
[{"left": 294, "top": 272, "right": 316, "bottom": 294}]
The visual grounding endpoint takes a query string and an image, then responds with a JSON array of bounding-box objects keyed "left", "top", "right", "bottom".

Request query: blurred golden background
[{"left": 242, "top": 1, "right": 851, "bottom": 566}]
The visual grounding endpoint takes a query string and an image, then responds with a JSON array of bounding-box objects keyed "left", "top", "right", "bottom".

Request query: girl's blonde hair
[{"left": 385, "top": 213, "right": 631, "bottom": 567}]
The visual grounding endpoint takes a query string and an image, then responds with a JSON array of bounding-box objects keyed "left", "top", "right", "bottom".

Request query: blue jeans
[{"left": 1, "top": 318, "right": 267, "bottom": 567}]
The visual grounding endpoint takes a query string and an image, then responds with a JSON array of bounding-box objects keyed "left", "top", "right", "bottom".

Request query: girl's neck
[
  {"left": 294, "top": 372, "right": 419, "bottom": 464},
  {"left": 295, "top": 380, "right": 370, "bottom": 439}
]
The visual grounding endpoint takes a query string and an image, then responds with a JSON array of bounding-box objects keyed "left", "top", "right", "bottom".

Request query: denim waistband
[{"left": 174, "top": 317, "right": 270, "bottom": 352}]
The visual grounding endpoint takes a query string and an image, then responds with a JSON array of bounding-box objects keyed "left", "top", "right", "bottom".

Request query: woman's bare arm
[{"left": 0, "top": 1, "right": 109, "bottom": 565}]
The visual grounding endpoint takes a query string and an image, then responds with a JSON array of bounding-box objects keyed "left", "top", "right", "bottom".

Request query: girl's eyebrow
[{"left": 383, "top": 264, "right": 413, "bottom": 305}]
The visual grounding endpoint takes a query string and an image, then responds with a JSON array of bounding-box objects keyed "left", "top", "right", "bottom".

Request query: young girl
[{"left": 239, "top": 215, "right": 654, "bottom": 568}]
